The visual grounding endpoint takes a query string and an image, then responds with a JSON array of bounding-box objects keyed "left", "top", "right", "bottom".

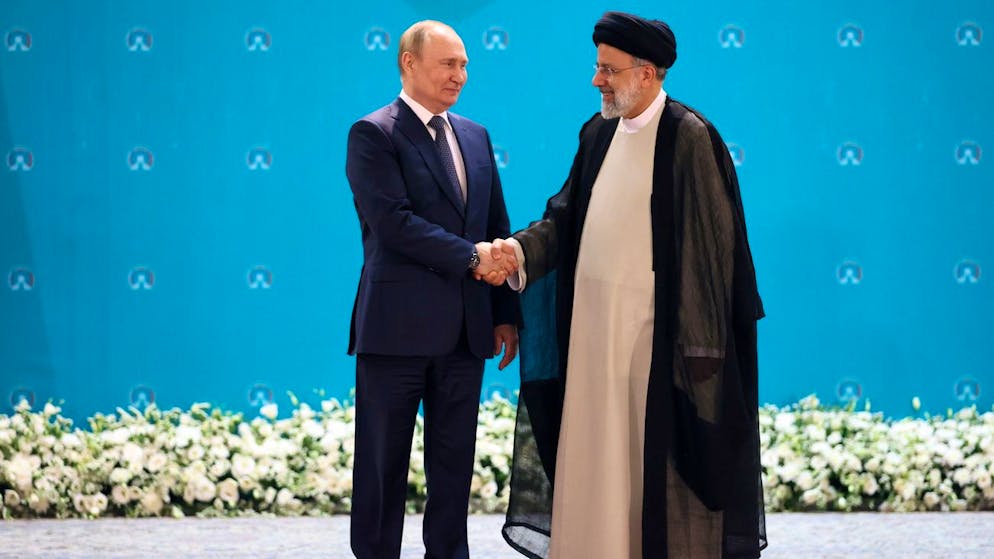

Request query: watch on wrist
[{"left": 469, "top": 249, "right": 481, "bottom": 270}]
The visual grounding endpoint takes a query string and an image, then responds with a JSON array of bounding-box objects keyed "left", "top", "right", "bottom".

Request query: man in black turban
[{"left": 497, "top": 10, "right": 767, "bottom": 559}]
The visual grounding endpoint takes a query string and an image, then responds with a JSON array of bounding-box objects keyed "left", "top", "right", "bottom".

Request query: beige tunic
[{"left": 548, "top": 104, "right": 722, "bottom": 559}]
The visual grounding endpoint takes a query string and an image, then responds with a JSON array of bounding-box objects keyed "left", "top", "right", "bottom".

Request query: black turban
[{"left": 592, "top": 11, "right": 677, "bottom": 69}]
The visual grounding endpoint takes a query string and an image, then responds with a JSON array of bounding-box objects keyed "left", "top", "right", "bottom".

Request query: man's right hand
[{"left": 474, "top": 240, "right": 518, "bottom": 286}]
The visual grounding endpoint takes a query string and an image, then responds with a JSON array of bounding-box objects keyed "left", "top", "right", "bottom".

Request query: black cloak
[{"left": 501, "top": 98, "right": 767, "bottom": 559}]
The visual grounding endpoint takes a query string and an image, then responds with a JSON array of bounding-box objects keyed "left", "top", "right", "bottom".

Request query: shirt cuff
[{"left": 505, "top": 238, "right": 527, "bottom": 292}]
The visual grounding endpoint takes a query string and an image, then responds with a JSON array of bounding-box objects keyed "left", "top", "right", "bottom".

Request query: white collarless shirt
[{"left": 507, "top": 88, "right": 668, "bottom": 291}]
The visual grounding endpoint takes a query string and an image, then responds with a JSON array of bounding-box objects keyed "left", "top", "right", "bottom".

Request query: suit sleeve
[{"left": 346, "top": 119, "right": 474, "bottom": 279}]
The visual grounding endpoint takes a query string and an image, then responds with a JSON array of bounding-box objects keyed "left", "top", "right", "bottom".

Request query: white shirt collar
[
  {"left": 399, "top": 89, "right": 451, "bottom": 130},
  {"left": 619, "top": 88, "right": 667, "bottom": 134}
]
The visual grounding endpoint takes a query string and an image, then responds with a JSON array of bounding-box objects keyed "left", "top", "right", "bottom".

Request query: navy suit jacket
[{"left": 346, "top": 98, "right": 520, "bottom": 359}]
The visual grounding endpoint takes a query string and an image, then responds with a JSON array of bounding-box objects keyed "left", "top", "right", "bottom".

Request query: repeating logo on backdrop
[
  {"left": 126, "top": 28, "right": 153, "bottom": 52},
  {"left": 486, "top": 383, "right": 512, "bottom": 401},
  {"left": 248, "top": 384, "right": 274, "bottom": 407},
  {"left": 719, "top": 25, "right": 745, "bottom": 48},
  {"left": 247, "top": 147, "right": 272, "bottom": 170},
  {"left": 955, "top": 141, "right": 981, "bottom": 165},
  {"left": 483, "top": 27, "right": 509, "bottom": 51},
  {"left": 838, "top": 24, "right": 863, "bottom": 47},
  {"left": 837, "top": 142, "right": 863, "bottom": 166},
  {"left": 954, "top": 377, "right": 980, "bottom": 402},
  {"left": 956, "top": 23, "right": 982, "bottom": 46},
  {"left": 130, "top": 386, "right": 156, "bottom": 409},
  {"left": 836, "top": 379, "right": 863, "bottom": 404},
  {"left": 8, "top": 268, "right": 34, "bottom": 291},
  {"left": 837, "top": 260, "right": 862, "bottom": 285},
  {"left": 246, "top": 28, "right": 272, "bottom": 52},
  {"left": 954, "top": 259, "right": 981, "bottom": 284},
  {"left": 10, "top": 388, "right": 35, "bottom": 409},
  {"left": 492, "top": 145, "right": 509, "bottom": 169},
  {"left": 128, "top": 267, "right": 155, "bottom": 290},
  {"left": 128, "top": 147, "right": 154, "bottom": 171},
  {"left": 248, "top": 266, "right": 273, "bottom": 289},
  {"left": 7, "top": 147, "right": 33, "bottom": 171},
  {"left": 727, "top": 143, "right": 745, "bottom": 167},
  {"left": 365, "top": 28, "right": 390, "bottom": 51},
  {"left": 5, "top": 29, "right": 31, "bottom": 52}
]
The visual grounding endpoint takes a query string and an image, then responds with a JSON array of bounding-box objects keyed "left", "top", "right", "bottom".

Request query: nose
[
  {"left": 592, "top": 70, "right": 607, "bottom": 87},
  {"left": 453, "top": 67, "right": 467, "bottom": 85}
]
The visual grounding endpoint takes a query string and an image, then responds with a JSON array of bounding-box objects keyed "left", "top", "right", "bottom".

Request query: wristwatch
[{"left": 468, "top": 249, "right": 481, "bottom": 270}]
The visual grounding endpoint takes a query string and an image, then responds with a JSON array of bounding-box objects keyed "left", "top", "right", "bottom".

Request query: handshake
[{"left": 473, "top": 239, "right": 518, "bottom": 286}]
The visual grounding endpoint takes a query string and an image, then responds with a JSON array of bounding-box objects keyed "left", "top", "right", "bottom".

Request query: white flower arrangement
[
  {"left": 1, "top": 392, "right": 992, "bottom": 518},
  {"left": 761, "top": 395, "right": 994, "bottom": 512}
]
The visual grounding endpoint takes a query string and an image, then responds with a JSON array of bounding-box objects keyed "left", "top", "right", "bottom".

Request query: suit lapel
[
  {"left": 450, "top": 114, "right": 482, "bottom": 223},
  {"left": 391, "top": 99, "right": 466, "bottom": 219}
]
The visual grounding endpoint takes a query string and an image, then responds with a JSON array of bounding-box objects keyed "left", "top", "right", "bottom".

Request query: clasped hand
[{"left": 473, "top": 239, "right": 517, "bottom": 286}]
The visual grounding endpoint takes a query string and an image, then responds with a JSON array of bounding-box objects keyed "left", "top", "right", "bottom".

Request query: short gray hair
[
  {"left": 397, "top": 20, "right": 449, "bottom": 75},
  {"left": 633, "top": 56, "right": 667, "bottom": 81}
]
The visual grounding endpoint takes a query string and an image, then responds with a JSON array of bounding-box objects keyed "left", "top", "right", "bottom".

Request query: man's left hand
[{"left": 493, "top": 324, "right": 519, "bottom": 370}]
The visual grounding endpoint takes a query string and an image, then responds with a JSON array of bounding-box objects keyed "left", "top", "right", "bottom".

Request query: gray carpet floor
[{"left": 0, "top": 513, "right": 991, "bottom": 558}]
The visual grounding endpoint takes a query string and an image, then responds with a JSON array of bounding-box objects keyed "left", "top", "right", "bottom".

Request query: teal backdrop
[{"left": 1, "top": 0, "right": 991, "bottom": 422}]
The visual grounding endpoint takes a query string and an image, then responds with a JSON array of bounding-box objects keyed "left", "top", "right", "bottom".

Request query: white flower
[
  {"left": 231, "top": 454, "right": 256, "bottom": 479},
  {"left": 302, "top": 419, "right": 324, "bottom": 439},
  {"left": 276, "top": 488, "right": 295, "bottom": 506},
  {"left": 209, "top": 459, "right": 230, "bottom": 479},
  {"left": 111, "top": 485, "right": 131, "bottom": 505},
  {"left": 4, "top": 489, "right": 21, "bottom": 507},
  {"left": 217, "top": 479, "right": 240, "bottom": 506},
  {"left": 796, "top": 471, "right": 816, "bottom": 491},
  {"left": 774, "top": 413, "right": 795, "bottom": 433},
  {"left": 953, "top": 467, "right": 972, "bottom": 486},
  {"left": 175, "top": 425, "right": 202, "bottom": 448},
  {"left": 862, "top": 475, "right": 879, "bottom": 496},
  {"left": 140, "top": 491, "right": 164, "bottom": 515},
  {"left": 260, "top": 404, "right": 278, "bottom": 420},
  {"left": 187, "top": 445, "right": 205, "bottom": 462},
  {"left": 5, "top": 454, "right": 40, "bottom": 493},
  {"left": 801, "top": 488, "right": 822, "bottom": 506},
  {"left": 28, "top": 494, "right": 50, "bottom": 514},
  {"left": 121, "top": 442, "right": 144, "bottom": 465},
  {"left": 183, "top": 474, "right": 216, "bottom": 503},
  {"left": 109, "top": 467, "right": 132, "bottom": 485},
  {"left": 297, "top": 403, "right": 315, "bottom": 420},
  {"left": 480, "top": 481, "right": 498, "bottom": 499},
  {"left": 101, "top": 427, "right": 130, "bottom": 446}
]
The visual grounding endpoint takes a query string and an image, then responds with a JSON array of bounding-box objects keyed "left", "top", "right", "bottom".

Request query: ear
[
  {"left": 401, "top": 51, "right": 415, "bottom": 72},
  {"left": 640, "top": 64, "right": 655, "bottom": 84}
]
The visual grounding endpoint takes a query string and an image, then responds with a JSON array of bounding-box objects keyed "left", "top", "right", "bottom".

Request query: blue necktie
[{"left": 428, "top": 116, "right": 464, "bottom": 205}]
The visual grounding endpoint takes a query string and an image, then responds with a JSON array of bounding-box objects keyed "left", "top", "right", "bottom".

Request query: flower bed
[{"left": 1, "top": 394, "right": 991, "bottom": 518}]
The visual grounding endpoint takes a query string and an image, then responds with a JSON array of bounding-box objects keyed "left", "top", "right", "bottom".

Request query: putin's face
[{"left": 402, "top": 27, "right": 468, "bottom": 114}]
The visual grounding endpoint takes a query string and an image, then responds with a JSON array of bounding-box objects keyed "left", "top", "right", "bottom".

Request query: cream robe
[{"left": 548, "top": 102, "right": 722, "bottom": 559}]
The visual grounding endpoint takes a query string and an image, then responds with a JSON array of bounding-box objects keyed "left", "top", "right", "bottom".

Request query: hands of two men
[
  {"left": 473, "top": 239, "right": 517, "bottom": 286},
  {"left": 473, "top": 239, "right": 519, "bottom": 369}
]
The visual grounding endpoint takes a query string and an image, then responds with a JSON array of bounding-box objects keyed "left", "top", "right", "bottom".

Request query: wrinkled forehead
[{"left": 596, "top": 43, "right": 634, "bottom": 64}]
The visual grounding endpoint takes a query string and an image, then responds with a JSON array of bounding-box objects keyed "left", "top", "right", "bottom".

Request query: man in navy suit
[{"left": 345, "top": 20, "right": 521, "bottom": 559}]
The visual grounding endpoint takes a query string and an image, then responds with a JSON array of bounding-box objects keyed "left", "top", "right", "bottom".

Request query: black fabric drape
[{"left": 502, "top": 98, "right": 766, "bottom": 559}]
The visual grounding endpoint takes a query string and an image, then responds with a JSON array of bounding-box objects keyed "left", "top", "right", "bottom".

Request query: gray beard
[{"left": 600, "top": 80, "right": 640, "bottom": 119}]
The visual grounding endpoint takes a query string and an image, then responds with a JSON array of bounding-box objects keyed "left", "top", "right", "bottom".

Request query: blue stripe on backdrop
[{"left": 0, "top": 0, "right": 991, "bottom": 422}]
